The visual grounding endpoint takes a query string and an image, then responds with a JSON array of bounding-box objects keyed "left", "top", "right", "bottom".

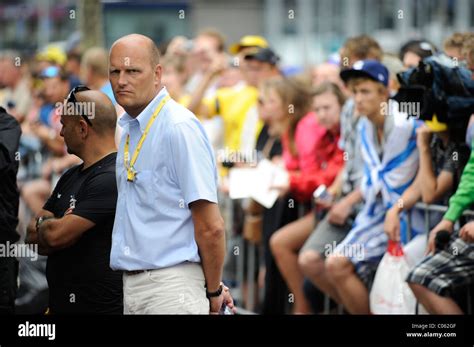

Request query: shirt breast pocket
[{"left": 133, "top": 170, "right": 157, "bottom": 205}]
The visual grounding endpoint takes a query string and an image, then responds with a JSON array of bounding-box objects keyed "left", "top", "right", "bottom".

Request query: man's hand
[
  {"left": 222, "top": 284, "right": 236, "bottom": 314},
  {"left": 314, "top": 184, "right": 335, "bottom": 210},
  {"left": 26, "top": 209, "right": 55, "bottom": 255},
  {"left": 25, "top": 221, "right": 38, "bottom": 245},
  {"left": 427, "top": 219, "right": 454, "bottom": 254},
  {"left": 384, "top": 206, "right": 401, "bottom": 242},
  {"left": 460, "top": 221, "right": 474, "bottom": 243},
  {"left": 416, "top": 126, "right": 432, "bottom": 150},
  {"left": 209, "top": 284, "right": 236, "bottom": 314},
  {"left": 327, "top": 198, "right": 352, "bottom": 226},
  {"left": 314, "top": 195, "right": 334, "bottom": 210},
  {"left": 209, "top": 293, "right": 225, "bottom": 315},
  {"left": 206, "top": 53, "right": 227, "bottom": 78}
]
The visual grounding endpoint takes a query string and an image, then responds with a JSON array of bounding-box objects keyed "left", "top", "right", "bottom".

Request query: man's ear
[
  {"left": 155, "top": 64, "right": 162, "bottom": 85},
  {"left": 379, "top": 85, "right": 389, "bottom": 98},
  {"left": 78, "top": 119, "right": 90, "bottom": 139}
]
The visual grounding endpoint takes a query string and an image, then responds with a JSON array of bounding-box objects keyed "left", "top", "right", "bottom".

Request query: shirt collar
[{"left": 118, "top": 87, "right": 168, "bottom": 132}]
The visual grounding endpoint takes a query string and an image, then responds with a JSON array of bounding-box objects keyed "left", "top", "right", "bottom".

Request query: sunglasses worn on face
[{"left": 65, "top": 85, "right": 92, "bottom": 126}]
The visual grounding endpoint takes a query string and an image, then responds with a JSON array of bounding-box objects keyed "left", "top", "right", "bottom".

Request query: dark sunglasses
[{"left": 65, "top": 85, "right": 92, "bottom": 126}]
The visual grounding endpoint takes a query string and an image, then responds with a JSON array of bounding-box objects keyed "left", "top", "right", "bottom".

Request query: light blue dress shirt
[
  {"left": 100, "top": 82, "right": 117, "bottom": 106},
  {"left": 110, "top": 87, "right": 218, "bottom": 271}
]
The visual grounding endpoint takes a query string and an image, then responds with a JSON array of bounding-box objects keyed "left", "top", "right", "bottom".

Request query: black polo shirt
[
  {"left": 0, "top": 107, "right": 21, "bottom": 243},
  {"left": 43, "top": 152, "right": 123, "bottom": 314}
]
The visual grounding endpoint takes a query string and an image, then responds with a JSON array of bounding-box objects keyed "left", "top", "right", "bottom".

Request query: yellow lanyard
[{"left": 124, "top": 95, "right": 170, "bottom": 182}]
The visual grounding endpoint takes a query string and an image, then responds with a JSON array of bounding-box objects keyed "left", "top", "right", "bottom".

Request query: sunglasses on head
[{"left": 65, "top": 85, "right": 92, "bottom": 126}]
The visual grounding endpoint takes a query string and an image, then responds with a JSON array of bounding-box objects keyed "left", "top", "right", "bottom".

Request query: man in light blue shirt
[{"left": 109, "top": 34, "right": 231, "bottom": 314}]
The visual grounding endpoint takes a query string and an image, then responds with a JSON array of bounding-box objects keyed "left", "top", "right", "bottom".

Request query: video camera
[{"left": 394, "top": 54, "right": 474, "bottom": 138}]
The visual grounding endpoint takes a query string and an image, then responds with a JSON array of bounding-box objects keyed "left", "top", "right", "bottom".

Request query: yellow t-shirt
[
  {"left": 178, "top": 94, "right": 191, "bottom": 108},
  {"left": 204, "top": 85, "right": 262, "bottom": 151}
]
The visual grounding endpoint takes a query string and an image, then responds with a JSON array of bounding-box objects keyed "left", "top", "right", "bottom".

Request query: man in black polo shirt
[
  {"left": 26, "top": 88, "right": 122, "bottom": 314},
  {"left": 0, "top": 106, "right": 21, "bottom": 314}
]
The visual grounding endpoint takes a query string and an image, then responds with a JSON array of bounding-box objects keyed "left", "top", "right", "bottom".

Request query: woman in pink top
[
  {"left": 270, "top": 82, "right": 346, "bottom": 313},
  {"left": 282, "top": 110, "right": 325, "bottom": 173},
  {"left": 258, "top": 76, "right": 314, "bottom": 314}
]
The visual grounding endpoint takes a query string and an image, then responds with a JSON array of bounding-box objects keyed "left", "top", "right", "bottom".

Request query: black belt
[
  {"left": 125, "top": 262, "right": 194, "bottom": 276},
  {"left": 125, "top": 269, "right": 149, "bottom": 276}
]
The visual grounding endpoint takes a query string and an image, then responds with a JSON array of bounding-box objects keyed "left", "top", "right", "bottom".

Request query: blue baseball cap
[{"left": 340, "top": 60, "right": 389, "bottom": 87}]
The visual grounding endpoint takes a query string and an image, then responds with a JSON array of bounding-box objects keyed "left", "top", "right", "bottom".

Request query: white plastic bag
[{"left": 370, "top": 240, "right": 417, "bottom": 314}]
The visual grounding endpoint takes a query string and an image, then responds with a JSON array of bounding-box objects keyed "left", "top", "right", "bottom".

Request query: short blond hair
[
  {"left": 444, "top": 32, "right": 466, "bottom": 51},
  {"left": 81, "top": 47, "right": 109, "bottom": 78},
  {"left": 341, "top": 35, "right": 383, "bottom": 62},
  {"left": 197, "top": 28, "right": 226, "bottom": 52},
  {"left": 462, "top": 34, "right": 474, "bottom": 68},
  {"left": 347, "top": 77, "right": 386, "bottom": 93}
]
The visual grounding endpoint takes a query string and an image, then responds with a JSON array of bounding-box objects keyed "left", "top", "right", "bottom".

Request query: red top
[{"left": 282, "top": 112, "right": 344, "bottom": 202}]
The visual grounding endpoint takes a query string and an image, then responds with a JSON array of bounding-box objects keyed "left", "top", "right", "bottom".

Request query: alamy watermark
[
  {"left": 381, "top": 99, "right": 421, "bottom": 118},
  {"left": 55, "top": 101, "right": 96, "bottom": 121},
  {"left": 324, "top": 241, "right": 365, "bottom": 261},
  {"left": 216, "top": 147, "right": 258, "bottom": 166},
  {"left": 18, "top": 321, "right": 55, "bottom": 340},
  {"left": 0, "top": 241, "right": 38, "bottom": 261}
]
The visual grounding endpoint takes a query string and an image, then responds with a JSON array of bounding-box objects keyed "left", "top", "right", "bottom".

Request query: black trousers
[
  {"left": 0, "top": 253, "right": 18, "bottom": 314},
  {"left": 261, "top": 195, "right": 301, "bottom": 314}
]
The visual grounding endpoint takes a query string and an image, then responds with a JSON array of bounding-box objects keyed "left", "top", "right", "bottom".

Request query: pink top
[
  {"left": 282, "top": 111, "right": 344, "bottom": 202},
  {"left": 283, "top": 112, "right": 325, "bottom": 171}
]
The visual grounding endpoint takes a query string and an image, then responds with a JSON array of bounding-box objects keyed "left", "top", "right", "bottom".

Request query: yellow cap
[
  {"left": 36, "top": 45, "right": 67, "bottom": 66},
  {"left": 425, "top": 114, "right": 448, "bottom": 132},
  {"left": 229, "top": 35, "right": 269, "bottom": 55}
]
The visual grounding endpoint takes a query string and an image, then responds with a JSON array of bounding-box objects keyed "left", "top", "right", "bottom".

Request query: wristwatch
[
  {"left": 205, "top": 283, "right": 223, "bottom": 298},
  {"left": 36, "top": 216, "right": 53, "bottom": 233}
]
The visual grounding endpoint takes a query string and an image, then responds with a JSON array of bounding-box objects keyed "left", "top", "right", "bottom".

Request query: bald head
[
  {"left": 111, "top": 34, "right": 160, "bottom": 68},
  {"left": 312, "top": 63, "right": 341, "bottom": 87},
  {"left": 75, "top": 90, "right": 117, "bottom": 136},
  {"left": 108, "top": 34, "right": 163, "bottom": 117}
]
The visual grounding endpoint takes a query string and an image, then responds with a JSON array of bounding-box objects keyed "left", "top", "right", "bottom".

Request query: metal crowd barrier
[{"left": 223, "top": 195, "right": 473, "bottom": 315}]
